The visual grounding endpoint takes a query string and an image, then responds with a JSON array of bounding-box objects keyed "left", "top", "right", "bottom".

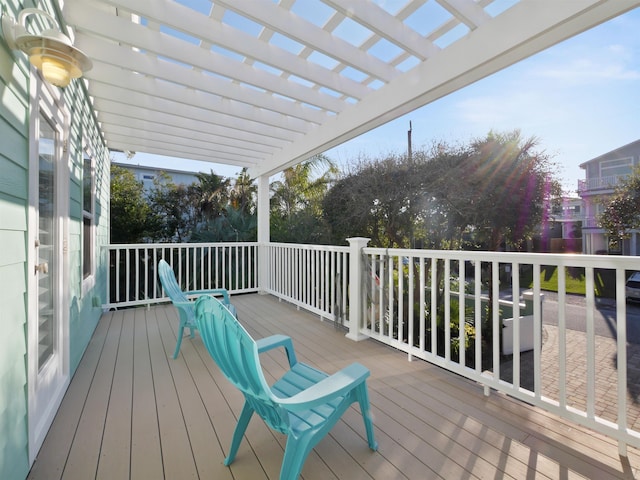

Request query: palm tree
[
  {"left": 195, "top": 171, "right": 230, "bottom": 221},
  {"left": 229, "top": 168, "right": 256, "bottom": 215}
]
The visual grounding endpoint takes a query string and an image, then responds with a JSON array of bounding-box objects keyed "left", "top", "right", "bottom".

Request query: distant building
[
  {"left": 112, "top": 162, "right": 201, "bottom": 192},
  {"left": 578, "top": 139, "right": 640, "bottom": 255},
  {"left": 546, "top": 196, "right": 583, "bottom": 253}
]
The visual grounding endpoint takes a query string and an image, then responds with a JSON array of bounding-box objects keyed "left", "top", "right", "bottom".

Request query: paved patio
[{"left": 499, "top": 324, "right": 640, "bottom": 432}]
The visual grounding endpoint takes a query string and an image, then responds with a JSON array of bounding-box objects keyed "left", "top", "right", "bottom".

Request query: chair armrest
[
  {"left": 278, "top": 363, "right": 370, "bottom": 412},
  {"left": 256, "top": 334, "right": 298, "bottom": 367},
  {"left": 171, "top": 300, "right": 194, "bottom": 310},
  {"left": 185, "top": 288, "right": 231, "bottom": 304}
]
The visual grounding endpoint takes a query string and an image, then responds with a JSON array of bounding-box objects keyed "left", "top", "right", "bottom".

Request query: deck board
[
  {"left": 130, "top": 308, "right": 163, "bottom": 480},
  {"left": 28, "top": 294, "right": 640, "bottom": 480}
]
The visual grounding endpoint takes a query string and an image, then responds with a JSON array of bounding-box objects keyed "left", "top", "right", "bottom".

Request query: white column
[
  {"left": 257, "top": 174, "right": 270, "bottom": 294},
  {"left": 346, "top": 237, "right": 370, "bottom": 341}
]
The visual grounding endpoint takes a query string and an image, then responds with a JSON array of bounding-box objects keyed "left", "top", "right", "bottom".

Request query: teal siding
[
  {"left": 65, "top": 81, "right": 110, "bottom": 372},
  {"left": 0, "top": 1, "right": 30, "bottom": 474},
  {"left": 0, "top": 1, "right": 110, "bottom": 478}
]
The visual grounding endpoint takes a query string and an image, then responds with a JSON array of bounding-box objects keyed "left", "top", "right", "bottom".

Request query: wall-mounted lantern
[{"left": 2, "top": 8, "right": 92, "bottom": 87}]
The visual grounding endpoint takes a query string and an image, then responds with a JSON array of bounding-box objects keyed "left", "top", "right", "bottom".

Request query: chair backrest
[
  {"left": 195, "top": 295, "right": 289, "bottom": 433},
  {"left": 158, "top": 259, "right": 189, "bottom": 304}
]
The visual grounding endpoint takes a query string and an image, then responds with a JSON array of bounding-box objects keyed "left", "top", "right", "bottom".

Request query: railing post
[
  {"left": 257, "top": 174, "right": 270, "bottom": 295},
  {"left": 346, "top": 237, "right": 370, "bottom": 341}
]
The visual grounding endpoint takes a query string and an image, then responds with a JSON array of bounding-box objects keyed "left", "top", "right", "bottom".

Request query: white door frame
[{"left": 27, "top": 73, "right": 71, "bottom": 464}]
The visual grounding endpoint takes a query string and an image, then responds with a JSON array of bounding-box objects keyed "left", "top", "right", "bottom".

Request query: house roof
[
  {"left": 61, "top": 0, "right": 640, "bottom": 177},
  {"left": 579, "top": 138, "right": 640, "bottom": 168}
]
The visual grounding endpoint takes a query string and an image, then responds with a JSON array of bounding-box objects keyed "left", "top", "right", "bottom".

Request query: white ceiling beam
[
  {"left": 85, "top": 62, "right": 324, "bottom": 131},
  {"left": 321, "top": 0, "right": 440, "bottom": 60},
  {"left": 88, "top": 80, "right": 309, "bottom": 139},
  {"left": 92, "top": 99, "right": 302, "bottom": 144},
  {"left": 66, "top": 2, "right": 346, "bottom": 113},
  {"left": 105, "top": 126, "right": 267, "bottom": 160},
  {"left": 436, "top": 0, "right": 491, "bottom": 29},
  {"left": 106, "top": 134, "right": 263, "bottom": 167},
  {"left": 253, "top": 0, "right": 640, "bottom": 177},
  {"left": 79, "top": 35, "right": 322, "bottom": 132},
  {"left": 217, "top": 0, "right": 399, "bottom": 82},
  {"left": 97, "top": 112, "right": 284, "bottom": 153},
  {"left": 77, "top": 0, "right": 372, "bottom": 101}
]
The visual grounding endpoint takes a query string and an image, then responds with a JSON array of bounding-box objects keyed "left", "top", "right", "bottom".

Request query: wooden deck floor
[{"left": 28, "top": 294, "right": 640, "bottom": 479}]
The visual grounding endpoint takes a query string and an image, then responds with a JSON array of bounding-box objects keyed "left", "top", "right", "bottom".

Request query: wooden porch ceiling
[
  {"left": 27, "top": 294, "right": 640, "bottom": 479},
  {"left": 59, "top": 0, "right": 640, "bottom": 177}
]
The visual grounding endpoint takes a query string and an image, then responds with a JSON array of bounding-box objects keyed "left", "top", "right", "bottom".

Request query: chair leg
[
  {"left": 225, "top": 401, "right": 254, "bottom": 466},
  {"left": 356, "top": 383, "right": 378, "bottom": 451},
  {"left": 173, "top": 326, "right": 185, "bottom": 359},
  {"left": 279, "top": 435, "right": 313, "bottom": 480}
]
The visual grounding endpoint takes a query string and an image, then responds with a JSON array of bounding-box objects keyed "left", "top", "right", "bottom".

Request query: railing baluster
[
  {"left": 585, "top": 266, "right": 596, "bottom": 419},
  {"left": 474, "top": 260, "right": 482, "bottom": 374},
  {"left": 431, "top": 257, "right": 437, "bottom": 357},
  {"left": 419, "top": 257, "right": 425, "bottom": 353},
  {"left": 558, "top": 264, "right": 567, "bottom": 410},
  {"left": 532, "top": 262, "right": 542, "bottom": 398},
  {"left": 459, "top": 259, "right": 465, "bottom": 368},
  {"left": 512, "top": 262, "right": 521, "bottom": 390},
  {"left": 444, "top": 259, "right": 450, "bottom": 361},
  {"left": 492, "top": 260, "right": 500, "bottom": 380},
  {"left": 616, "top": 268, "right": 628, "bottom": 456}
]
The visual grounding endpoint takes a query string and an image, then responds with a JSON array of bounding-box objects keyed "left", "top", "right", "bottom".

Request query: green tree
[
  {"left": 323, "top": 153, "right": 426, "bottom": 247},
  {"left": 229, "top": 168, "right": 256, "bottom": 215},
  {"left": 270, "top": 154, "right": 337, "bottom": 243},
  {"left": 431, "top": 131, "right": 560, "bottom": 251},
  {"left": 110, "top": 164, "right": 150, "bottom": 243},
  {"left": 191, "top": 206, "right": 257, "bottom": 243},
  {"left": 195, "top": 170, "right": 230, "bottom": 222},
  {"left": 146, "top": 172, "right": 201, "bottom": 242},
  {"left": 599, "top": 166, "right": 640, "bottom": 245}
]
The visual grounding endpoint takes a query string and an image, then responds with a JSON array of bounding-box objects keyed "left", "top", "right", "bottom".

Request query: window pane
[
  {"left": 83, "top": 155, "right": 92, "bottom": 213},
  {"left": 83, "top": 216, "right": 91, "bottom": 278}
]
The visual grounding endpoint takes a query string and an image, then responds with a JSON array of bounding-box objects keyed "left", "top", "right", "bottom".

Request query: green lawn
[{"left": 523, "top": 265, "right": 617, "bottom": 298}]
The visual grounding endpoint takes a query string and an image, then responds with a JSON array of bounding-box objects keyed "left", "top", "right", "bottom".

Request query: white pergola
[
  {"left": 61, "top": 0, "right": 640, "bottom": 251},
  {"left": 62, "top": 0, "right": 640, "bottom": 179}
]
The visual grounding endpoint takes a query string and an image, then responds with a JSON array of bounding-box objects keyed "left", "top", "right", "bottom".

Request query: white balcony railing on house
[
  {"left": 578, "top": 174, "right": 628, "bottom": 193},
  {"left": 105, "top": 241, "right": 640, "bottom": 454}
]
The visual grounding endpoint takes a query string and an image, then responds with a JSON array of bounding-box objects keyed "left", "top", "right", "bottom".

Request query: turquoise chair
[
  {"left": 157, "top": 259, "right": 237, "bottom": 359},
  {"left": 194, "top": 295, "right": 378, "bottom": 480}
]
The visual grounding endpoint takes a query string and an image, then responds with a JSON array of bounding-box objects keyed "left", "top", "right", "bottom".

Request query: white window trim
[{"left": 81, "top": 147, "right": 96, "bottom": 296}]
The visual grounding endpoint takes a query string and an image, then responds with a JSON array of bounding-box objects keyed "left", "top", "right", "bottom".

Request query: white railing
[
  {"left": 105, "top": 242, "right": 259, "bottom": 308},
  {"left": 104, "top": 240, "right": 640, "bottom": 453},
  {"left": 360, "top": 246, "right": 640, "bottom": 454},
  {"left": 578, "top": 174, "right": 627, "bottom": 193},
  {"left": 264, "top": 242, "right": 350, "bottom": 324}
]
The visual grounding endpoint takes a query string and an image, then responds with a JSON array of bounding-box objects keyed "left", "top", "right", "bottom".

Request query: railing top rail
[
  {"left": 268, "top": 242, "right": 350, "bottom": 253},
  {"left": 105, "top": 242, "right": 259, "bottom": 249},
  {"left": 363, "top": 247, "right": 640, "bottom": 269}
]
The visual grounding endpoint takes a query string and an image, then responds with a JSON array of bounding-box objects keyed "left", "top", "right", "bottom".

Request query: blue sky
[{"left": 115, "top": 5, "right": 640, "bottom": 194}]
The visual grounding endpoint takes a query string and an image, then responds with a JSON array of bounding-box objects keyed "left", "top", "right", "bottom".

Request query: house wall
[
  {"left": 0, "top": 1, "right": 109, "bottom": 478},
  {"left": 112, "top": 161, "right": 201, "bottom": 192},
  {"left": 579, "top": 139, "right": 640, "bottom": 255}
]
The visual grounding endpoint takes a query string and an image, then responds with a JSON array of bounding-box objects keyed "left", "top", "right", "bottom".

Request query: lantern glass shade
[{"left": 2, "top": 9, "right": 91, "bottom": 88}]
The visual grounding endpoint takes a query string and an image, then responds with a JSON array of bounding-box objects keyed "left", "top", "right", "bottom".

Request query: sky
[{"left": 113, "top": 4, "right": 640, "bottom": 194}]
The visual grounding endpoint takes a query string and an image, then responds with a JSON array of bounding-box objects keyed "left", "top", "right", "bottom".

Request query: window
[
  {"left": 82, "top": 153, "right": 94, "bottom": 279},
  {"left": 600, "top": 157, "right": 633, "bottom": 177}
]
